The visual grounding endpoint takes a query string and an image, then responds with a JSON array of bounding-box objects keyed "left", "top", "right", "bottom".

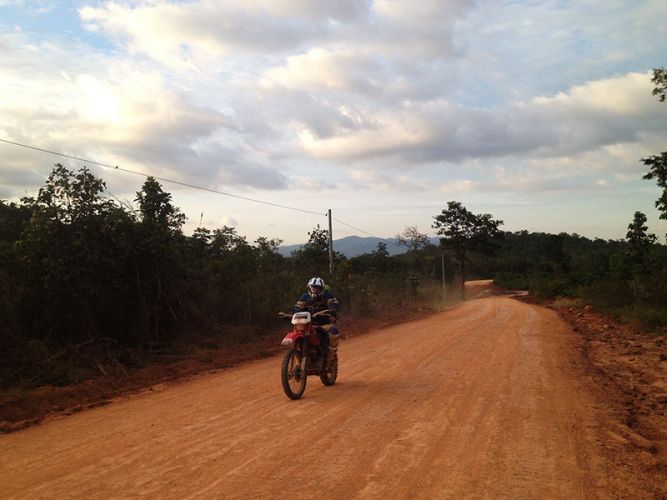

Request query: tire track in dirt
[{"left": 0, "top": 296, "right": 661, "bottom": 498}]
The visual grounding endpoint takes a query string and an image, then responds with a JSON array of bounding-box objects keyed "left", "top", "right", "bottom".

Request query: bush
[{"left": 622, "top": 305, "right": 667, "bottom": 329}]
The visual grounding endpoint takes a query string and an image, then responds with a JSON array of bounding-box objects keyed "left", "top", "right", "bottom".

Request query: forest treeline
[
  {"left": 2, "top": 68, "right": 666, "bottom": 390},
  {"left": 1, "top": 164, "right": 666, "bottom": 389},
  {"left": 0, "top": 165, "right": 447, "bottom": 388}
]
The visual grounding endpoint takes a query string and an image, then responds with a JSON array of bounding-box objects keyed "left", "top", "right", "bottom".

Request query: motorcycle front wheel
[
  {"left": 320, "top": 353, "right": 338, "bottom": 386},
  {"left": 281, "top": 348, "right": 307, "bottom": 400}
]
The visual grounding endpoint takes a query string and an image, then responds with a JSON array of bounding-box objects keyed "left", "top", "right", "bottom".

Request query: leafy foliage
[
  {"left": 2, "top": 165, "right": 666, "bottom": 390},
  {"left": 432, "top": 201, "right": 503, "bottom": 288},
  {"left": 651, "top": 67, "right": 667, "bottom": 102},
  {"left": 642, "top": 68, "right": 667, "bottom": 240},
  {"left": 642, "top": 152, "right": 667, "bottom": 224},
  {"left": 396, "top": 226, "right": 430, "bottom": 253}
]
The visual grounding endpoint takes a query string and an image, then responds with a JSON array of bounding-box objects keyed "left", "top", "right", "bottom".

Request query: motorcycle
[{"left": 278, "top": 309, "right": 340, "bottom": 400}]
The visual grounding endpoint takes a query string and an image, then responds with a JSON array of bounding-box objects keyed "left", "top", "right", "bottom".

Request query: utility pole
[
  {"left": 328, "top": 209, "right": 334, "bottom": 276},
  {"left": 441, "top": 249, "right": 446, "bottom": 302}
]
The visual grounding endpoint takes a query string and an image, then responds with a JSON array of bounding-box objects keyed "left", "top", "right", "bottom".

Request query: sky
[{"left": 1, "top": 0, "right": 666, "bottom": 245}]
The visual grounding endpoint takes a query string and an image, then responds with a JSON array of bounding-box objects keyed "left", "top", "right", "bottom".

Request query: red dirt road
[{"left": 0, "top": 294, "right": 663, "bottom": 498}]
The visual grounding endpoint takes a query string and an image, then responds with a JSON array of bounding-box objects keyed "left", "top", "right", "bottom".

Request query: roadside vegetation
[
  {"left": 0, "top": 168, "right": 461, "bottom": 391},
  {"left": 1, "top": 69, "right": 665, "bottom": 392}
]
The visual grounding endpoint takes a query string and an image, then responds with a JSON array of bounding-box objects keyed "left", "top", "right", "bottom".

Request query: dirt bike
[{"left": 278, "top": 309, "right": 340, "bottom": 400}]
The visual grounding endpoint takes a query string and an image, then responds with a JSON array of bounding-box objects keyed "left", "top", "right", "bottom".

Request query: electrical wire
[
  {"left": 0, "top": 138, "right": 326, "bottom": 217},
  {"left": 2, "top": 138, "right": 385, "bottom": 240},
  {"left": 332, "top": 216, "right": 384, "bottom": 239}
]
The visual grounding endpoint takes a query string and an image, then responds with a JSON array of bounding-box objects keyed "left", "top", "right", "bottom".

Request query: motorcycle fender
[{"left": 281, "top": 331, "right": 303, "bottom": 347}]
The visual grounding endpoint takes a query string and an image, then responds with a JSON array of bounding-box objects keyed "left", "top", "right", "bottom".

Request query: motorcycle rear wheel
[
  {"left": 281, "top": 349, "right": 307, "bottom": 400},
  {"left": 320, "top": 354, "right": 338, "bottom": 386}
]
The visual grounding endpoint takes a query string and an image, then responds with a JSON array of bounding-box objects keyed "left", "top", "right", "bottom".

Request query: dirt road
[{"left": 0, "top": 294, "right": 662, "bottom": 498}]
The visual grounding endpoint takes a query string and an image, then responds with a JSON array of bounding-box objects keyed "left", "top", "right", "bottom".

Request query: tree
[
  {"left": 432, "top": 201, "right": 503, "bottom": 289},
  {"left": 210, "top": 226, "right": 249, "bottom": 256},
  {"left": 626, "top": 211, "right": 657, "bottom": 250},
  {"left": 642, "top": 152, "right": 667, "bottom": 221},
  {"left": 0, "top": 200, "right": 31, "bottom": 242},
  {"left": 291, "top": 224, "right": 330, "bottom": 274},
  {"left": 26, "top": 163, "right": 113, "bottom": 223},
  {"left": 133, "top": 177, "right": 188, "bottom": 342},
  {"left": 396, "top": 226, "right": 431, "bottom": 275},
  {"left": 255, "top": 236, "right": 283, "bottom": 261},
  {"left": 373, "top": 241, "right": 389, "bottom": 258},
  {"left": 642, "top": 68, "right": 667, "bottom": 241},
  {"left": 617, "top": 211, "right": 658, "bottom": 301},
  {"left": 396, "top": 226, "right": 430, "bottom": 253},
  {"left": 11, "top": 164, "right": 137, "bottom": 346},
  {"left": 135, "top": 176, "right": 185, "bottom": 230},
  {"left": 651, "top": 67, "right": 667, "bottom": 102}
]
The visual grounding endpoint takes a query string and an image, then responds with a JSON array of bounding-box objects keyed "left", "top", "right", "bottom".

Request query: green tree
[
  {"left": 396, "top": 226, "right": 430, "bottom": 253},
  {"left": 14, "top": 164, "right": 136, "bottom": 346},
  {"left": 25, "top": 163, "right": 113, "bottom": 223},
  {"left": 135, "top": 176, "right": 185, "bottom": 230},
  {"left": 209, "top": 226, "right": 250, "bottom": 256},
  {"left": 432, "top": 201, "right": 503, "bottom": 289},
  {"left": 291, "top": 224, "right": 331, "bottom": 275},
  {"left": 0, "top": 200, "right": 32, "bottom": 336},
  {"left": 626, "top": 211, "right": 657, "bottom": 250},
  {"left": 651, "top": 67, "right": 667, "bottom": 102},
  {"left": 0, "top": 200, "right": 31, "bottom": 242},
  {"left": 642, "top": 68, "right": 667, "bottom": 241},
  {"left": 396, "top": 226, "right": 432, "bottom": 275},
  {"left": 613, "top": 211, "right": 658, "bottom": 301},
  {"left": 642, "top": 152, "right": 667, "bottom": 223},
  {"left": 255, "top": 236, "right": 283, "bottom": 262},
  {"left": 132, "top": 177, "right": 188, "bottom": 342},
  {"left": 373, "top": 241, "right": 389, "bottom": 258}
]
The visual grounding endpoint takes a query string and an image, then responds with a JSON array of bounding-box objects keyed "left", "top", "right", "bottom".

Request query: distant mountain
[{"left": 279, "top": 235, "right": 439, "bottom": 258}]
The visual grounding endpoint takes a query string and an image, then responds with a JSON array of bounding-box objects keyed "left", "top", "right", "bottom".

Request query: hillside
[{"left": 279, "top": 235, "right": 440, "bottom": 257}]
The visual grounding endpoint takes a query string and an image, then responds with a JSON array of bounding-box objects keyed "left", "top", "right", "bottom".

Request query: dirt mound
[{"left": 555, "top": 303, "right": 667, "bottom": 468}]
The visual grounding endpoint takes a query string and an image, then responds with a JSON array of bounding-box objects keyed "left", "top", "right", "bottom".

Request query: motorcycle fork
[{"left": 299, "top": 338, "right": 308, "bottom": 376}]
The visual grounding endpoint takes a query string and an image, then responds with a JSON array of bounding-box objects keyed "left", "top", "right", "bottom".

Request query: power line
[
  {"left": 332, "top": 216, "right": 383, "bottom": 239},
  {"left": 2, "top": 138, "right": 384, "bottom": 239},
  {"left": 0, "top": 138, "right": 325, "bottom": 217}
]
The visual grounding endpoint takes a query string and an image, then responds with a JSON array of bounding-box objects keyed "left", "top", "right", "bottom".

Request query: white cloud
[
  {"left": 79, "top": 0, "right": 370, "bottom": 70},
  {"left": 348, "top": 168, "right": 432, "bottom": 192},
  {"left": 439, "top": 179, "right": 475, "bottom": 194},
  {"left": 2, "top": 0, "right": 667, "bottom": 242},
  {"left": 293, "top": 72, "right": 665, "bottom": 169},
  {"left": 0, "top": 32, "right": 287, "bottom": 197},
  {"left": 265, "top": 48, "right": 383, "bottom": 94}
]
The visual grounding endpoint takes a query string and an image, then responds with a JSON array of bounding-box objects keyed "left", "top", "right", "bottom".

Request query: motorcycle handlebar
[
  {"left": 312, "top": 309, "right": 335, "bottom": 317},
  {"left": 278, "top": 309, "right": 336, "bottom": 318}
]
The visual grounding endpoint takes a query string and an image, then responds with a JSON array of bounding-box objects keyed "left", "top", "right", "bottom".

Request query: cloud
[
  {"left": 348, "top": 168, "right": 432, "bottom": 192},
  {"left": 79, "top": 0, "right": 370, "bottom": 70},
  {"left": 295, "top": 72, "right": 666, "bottom": 167},
  {"left": 3, "top": 0, "right": 666, "bottom": 244},
  {"left": 438, "top": 179, "right": 475, "bottom": 195},
  {"left": 0, "top": 162, "right": 46, "bottom": 198},
  {"left": 0, "top": 32, "right": 287, "bottom": 196},
  {"left": 369, "top": 0, "right": 474, "bottom": 57}
]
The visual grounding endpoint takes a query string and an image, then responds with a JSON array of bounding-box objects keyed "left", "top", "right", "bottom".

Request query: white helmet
[{"left": 308, "top": 277, "right": 325, "bottom": 295}]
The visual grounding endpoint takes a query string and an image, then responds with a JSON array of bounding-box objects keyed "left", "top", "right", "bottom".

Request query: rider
[{"left": 293, "top": 277, "right": 340, "bottom": 361}]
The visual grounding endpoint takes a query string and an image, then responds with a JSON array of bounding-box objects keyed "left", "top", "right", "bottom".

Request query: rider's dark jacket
[{"left": 293, "top": 291, "right": 339, "bottom": 327}]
